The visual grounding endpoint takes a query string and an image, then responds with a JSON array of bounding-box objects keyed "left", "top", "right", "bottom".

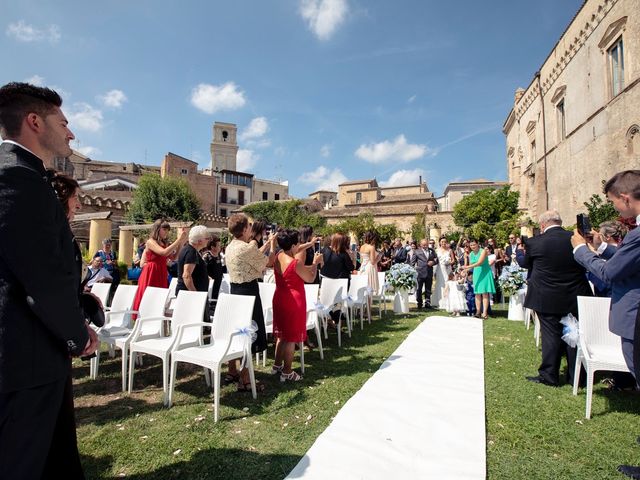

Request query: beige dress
[{"left": 358, "top": 252, "right": 379, "bottom": 293}]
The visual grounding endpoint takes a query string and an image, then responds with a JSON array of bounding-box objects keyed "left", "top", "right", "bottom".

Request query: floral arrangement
[
  {"left": 385, "top": 263, "right": 418, "bottom": 291},
  {"left": 498, "top": 264, "right": 527, "bottom": 296}
]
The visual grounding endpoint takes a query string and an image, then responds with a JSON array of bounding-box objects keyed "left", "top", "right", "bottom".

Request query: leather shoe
[
  {"left": 618, "top": 465, "right": 640, "bottom": 479},
  {"left": 526, "top": 375, "right": 559, "bottom": 387}
]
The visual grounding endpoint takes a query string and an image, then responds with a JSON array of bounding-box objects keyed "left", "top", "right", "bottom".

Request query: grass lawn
[{"left": 73, "top": 306, "right": 640, "bottom": 479}]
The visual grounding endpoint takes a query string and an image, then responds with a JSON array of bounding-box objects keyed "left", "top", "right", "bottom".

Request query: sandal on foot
[
  {"left": 237, "top": 381, "right": 265, "bottom": 392},
  {"left": 271, "top": 364, "right": 284, "bottom": 375},
  {"left": 223, "top": 373, "right": 240, "bottom": 385},
  {"left": 280, "top": 371, "right": 303, "bottom": 383}
]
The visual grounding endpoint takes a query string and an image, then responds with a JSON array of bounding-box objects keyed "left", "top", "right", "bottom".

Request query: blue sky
[{"left": 2, "top": 0, "right": 584, "bottom": 198}]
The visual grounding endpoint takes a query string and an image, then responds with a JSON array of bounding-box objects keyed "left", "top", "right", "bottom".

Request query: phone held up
[{"left": 576, "top": 213, "right": 592, "bottom": 238}]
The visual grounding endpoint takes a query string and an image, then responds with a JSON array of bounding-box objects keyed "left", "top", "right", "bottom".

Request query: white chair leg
[
  {"left": 162, "top": 354, "right": 170, "bottom": 406},
  {"left": 262, "top": 349, "right": 266, "bottom": 368},
  {"left": 337, "top": 318, "right": 342, "bottom": 347},
  {"left": 203, "top": 368, "right": 211, "bottom": 387},
  {"left": 213, "top": 368, "right": 221, "bottom": 423},
  {"left": 247, "top": 357, "right": 257, "bottom": 400},
  {"left": 168, "top": 360, "right": 178, "bottom": 408},
  {"left": 586, "top": 368, "right": 595, "bottom": 419},
  {"left": 300, "top": 342, "right": 305, "bottom": 374},
  {"left": 315, "top": 322, "right": 324, "bottom": 360},
  {"left": 90, "top": 350, "right": 99, "bottom": 380},
  {"left": 121, "top": 345, "right": 129, "bottom": 392},
  {"left": 572, "top": 348, "right": 583, "bottom": 396},
  {"left": 128, "top": 350, "right": 136, "bottom": 393},
  {"left": 108, "top": 344, "right": 116, "bottom": 358}
]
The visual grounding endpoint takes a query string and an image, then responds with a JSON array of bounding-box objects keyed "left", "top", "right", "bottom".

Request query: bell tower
[{"left": 210, "top": 122, "right": 239, "bottom": 171}]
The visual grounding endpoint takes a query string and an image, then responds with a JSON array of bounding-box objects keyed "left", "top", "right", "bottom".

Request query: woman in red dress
[
  {"left": 272, "top": 229, "right": 323, "bottom": 382},
  {"left": 132, "top": 219, "right": 187, "bottom": 312}
]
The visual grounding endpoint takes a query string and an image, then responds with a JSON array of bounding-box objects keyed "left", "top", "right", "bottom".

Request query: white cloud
[
  {"left": 237, "top": 149, "right": 259, "bottom": 172},
  {"left": 300, "top": 0, "right": 348, "bottom": 41},
  {"left": 24, "top": 75, "right": 45, "bottom": 86},
  {"left": 239, "top": 116, "right": 269, "bottom": 141},
  {"left": 355, "top": 134, "right": 429, "bottom": 164},
  {"left": 98, "top": 89, "right": 127, "bottom": 109},
  {"left": 299, "top": 165, "right": 347, "bottom": 191},
  {"left": 246, "top": 138, "right": 272, "bottom": 149},
  {"left": 190, "top": 82, "right": 246, "bottom": 114},
  {"left": 320, "top": 144, "right": 331, "bottom": 157},
  {"left": 67, "top": 103, "right": 103, "bottom": 132},
  {"left": 407, "top": 95, "right": 417, "bottom": 104},
  {"left": 6, "top": 21, "right": 60, "bottom": 43},
  {"left": 76, "top": 145, "right": 102, "bottom": 158},
  {"left": 380, "top": 168, "right": 426, "bottom": 187}
]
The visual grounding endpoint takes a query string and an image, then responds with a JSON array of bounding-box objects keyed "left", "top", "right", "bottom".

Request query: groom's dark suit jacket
[{"left": 0, "top": 142, "right": 88, "bottom": 393}]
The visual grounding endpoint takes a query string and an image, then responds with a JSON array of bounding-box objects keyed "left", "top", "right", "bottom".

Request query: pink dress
[{"left": 273, "top": 254, "right": 307, "bottom": 342}]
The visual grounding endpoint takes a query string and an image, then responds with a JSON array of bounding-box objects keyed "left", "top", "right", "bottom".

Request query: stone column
[
  {"left": 89, "top": 219, "right": 112, "bottom": 257},
  {"left": 119, "top": 229, "right": 133, "bottom": 265}
]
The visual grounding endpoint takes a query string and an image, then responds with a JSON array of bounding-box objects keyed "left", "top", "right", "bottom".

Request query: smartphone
[
  {"left": 576, "top": 213, "right": 592, "bottom": 237},
  {"left": 314, "top": 240, "right": 321, "bottom": 253},
  {"left": 350, "top": 244, "right": 357, "bottom": 253}
]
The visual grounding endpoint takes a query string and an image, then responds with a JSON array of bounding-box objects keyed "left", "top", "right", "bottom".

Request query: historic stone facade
[
  {"left": 436, "top": 179, "right": 509, "bottom": 212},
  {"left": 503, "top": 0, "right": 639, "bottom": 222},
  {"left": 161, "top": 152, "right": 216, "bottom": 212}
]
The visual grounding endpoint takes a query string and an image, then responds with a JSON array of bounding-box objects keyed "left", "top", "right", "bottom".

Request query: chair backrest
[
  {"left": 577, "top": 296, "right": 617, "bottom": 355},
  {"left": 172, "top": 290, "right": 208, "bottom": 345},
  {"left": 304, "top": 284, "right": 320, "bottom": 310},
  {"left": 138, "top": 287, "right": 170, "bottom": 336},
  {"left": 108, "top": 285, "right": 138, "bottom": 328},
  {"left": 349, "top": 273, "right": 369, "bottom": 302},
  {"left": 91, "top": 283, "right": 111, "bottom": 308},
  {"left": 211, "top": 293, "right": 256, "bottom": 353},
  {"left": 168, "top": 277, "right": 178, "bottom": 298},
  {"left": 207, "top": 278, "right": 215, "bottom": 301},
  {"left": 220, "top": 274, "right": 231, "bottom": 294},
  {"left": 258, "top": 282, "right": 276, "bottom": 312},
  {"left": 319, "top": 277, "right": 348, "bottom": 310},
  {"left": 376, "top": 272, "right": 387, "bottom": 295}
]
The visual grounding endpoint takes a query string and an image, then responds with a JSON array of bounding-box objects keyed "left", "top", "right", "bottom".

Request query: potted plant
[
  {"left": 385, "top": 263, "right": 418, "bottom": 314},
  {"left": 498, "top": 264, "right": 528, "bottom": 321}
]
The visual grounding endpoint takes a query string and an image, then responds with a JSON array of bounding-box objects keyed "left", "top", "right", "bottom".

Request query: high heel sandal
[{"left": 280, "top": 371, "right": 303, "bottom": 382}]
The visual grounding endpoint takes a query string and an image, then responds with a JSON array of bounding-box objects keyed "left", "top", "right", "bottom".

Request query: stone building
[
  {"left": 503, "top": 0, "right": 639, "bottom": 222},
  {"left": 308, "top": 190, "right": 338, "bottom": 208},
  {"left": 436, "top": 179, "right": 509, "bottom": 212},
  {"left": 318, "top": 178, "right": 457, "bottom": 239},
  {"left": 161, "top": 152, "right": 216, "bottom": 212}
]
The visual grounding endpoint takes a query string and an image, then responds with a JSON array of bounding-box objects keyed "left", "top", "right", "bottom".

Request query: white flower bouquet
[
  {"left": 385, "top": 263, "right": 418, "bottom": 292},
  {"left": 498, "top": 264, "right": 527, "bottom": 296}
]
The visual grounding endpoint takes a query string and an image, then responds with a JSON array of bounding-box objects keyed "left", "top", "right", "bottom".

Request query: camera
[{"left": 576, "top": 213, "right": 592, "bottom": 237}]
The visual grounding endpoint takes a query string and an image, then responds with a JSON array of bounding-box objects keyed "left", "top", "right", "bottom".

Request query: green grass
[{"left": 74, "top": 307, "right": 640, "bottom": 479}]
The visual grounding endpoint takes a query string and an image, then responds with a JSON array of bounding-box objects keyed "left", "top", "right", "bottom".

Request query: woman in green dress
[{"left": 461, "top": 239, "right": 496, "bottom": 319}]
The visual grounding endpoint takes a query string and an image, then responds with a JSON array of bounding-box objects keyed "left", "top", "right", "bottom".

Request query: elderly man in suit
[
  {"left": 569, "top": 171, "right": 640, "bottom": 479},
  {"left": 523, "top": 210, "right": 593, "bottom": 387},
  {"left": 410, "top": 238, "right": 439, "bottom": 309},
  {"left": 0, "top": 82, "right": 98, "bottom": 479}
]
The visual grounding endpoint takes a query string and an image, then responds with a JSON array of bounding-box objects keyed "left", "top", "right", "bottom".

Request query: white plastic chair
[
  {"left": 168, "top": 293, "right": 257, "bottom": 422},
  {"left": 220, "top": 274, "right": 231, "bottom": 295},
  {"left": 573, "top": 296, "right": 628, "bottom": 419},
  {"left": 90, "top": 284, "right": 138, "bottom": 384},
  {"left": 300, "top": 284, "right": 323, "bottom": 373},
  {"left": 317, "top": 277, "right": 350, "bottom": 347},
  {"left": 532, "top": 310, "right": 541, "bottom": 348},
  {"left": 347, "top": 274, "right": 371, "bottom": 330},
  {"left": 128, "top": 290, "right": 208, "bottom": 405},
  {"left": 90, "top": 282, "right": 111, "bottom": 309},
  {"left": 257, "top": 282, "right": 277, "bottom": 366},
  {"left": 165, "top": 277, "right": 178, "bottom": 312},
  {"left": 524, "top": 307, "right": 533, "bottom": 330},
  {"left": 371, "top": 271, "right": 388, "bottom": 318}
]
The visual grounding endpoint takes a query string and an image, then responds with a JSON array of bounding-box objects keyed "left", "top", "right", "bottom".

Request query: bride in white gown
[{"left": 431, "top": 238, "right": 454, "bottom": 309}]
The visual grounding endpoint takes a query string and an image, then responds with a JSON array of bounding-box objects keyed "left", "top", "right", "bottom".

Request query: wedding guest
[
  {"left": 249, "top": 220, "right": 269, "bottom": 253},
  {"left": 505, "top": 234, "right": 518, "bottom": 265},
  {"left": 295, "top": 225, "right": 321, "bottom": 284},
  {"left": 443, "top": 272, "right": 466, "bottom": 316},
  {"left": 225, "top": 213, "right": 276, "bottom": 391},
  {"left": 460, "top": 239, "right": 496, "bottom": 319},
  {"left": 432, "top": 237, "right": 454, "bottom": 309},
  {"left": 202, "top": 236, "right": 223, "bottom": 300},
  {"left": 272, "top": 229, "right": 322, "bottom": 382},
  {"left": 84, "top": 255, "right": 113, "bottom": 289},
  {"left": 410, "top": 238, "right": 438, "bottom": 309},
  {"left": 176, "top": 225, "right": 210, "bottom": 294},
  {"left": 378, "top": 240, "right": 393, "bottom": 271},
  {"left": 359, "top": 230, "right": 379, "bottom": 301},
  {"left": 391, "top": 237, "right": 407, "bottom": 264},
  {"left": 320, "top": 233, "right": 355, "bottom": 327},
  {"left": 95, "top": 238, "right": 120, "bottom": 301}
]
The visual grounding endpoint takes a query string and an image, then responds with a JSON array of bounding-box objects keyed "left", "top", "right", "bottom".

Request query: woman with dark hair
[
  {"left": 359, "top": 230, "right": 379, "bottom": 297},
  {"left": 272, "top": 229, "right": 322, "bottom": 381},
  {"left": 460, "top": 238, "right": 496, "bottom": 319},
  {"left": 132, "top": 218, "right": 187, "bottom": 313},
  {"left": 202, "top": 235, "right": 224, "bottom": 300},
  {"left": 225, "top": 213, "right": 276, "bottom": 391},
  {"left": 295, "top": 225, "right": 321, "bottom": 284},
  {"left": 320, "top": 233, "right": 355, "bottom": 327},
  {"left": 249, "top": 220, "right": 271, "bottom": 254}
]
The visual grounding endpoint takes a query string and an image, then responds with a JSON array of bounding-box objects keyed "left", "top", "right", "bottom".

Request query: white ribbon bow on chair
[{"left": 236, "top": 320, "right": 258, "bottom": 370}]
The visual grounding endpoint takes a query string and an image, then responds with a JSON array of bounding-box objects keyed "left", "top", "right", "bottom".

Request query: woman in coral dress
[
  {"left": 132, "top": 219, "right": 187, "bottom": 313},
  {"left": 272, "top": 229, "right": 322, "bottom": 382}
]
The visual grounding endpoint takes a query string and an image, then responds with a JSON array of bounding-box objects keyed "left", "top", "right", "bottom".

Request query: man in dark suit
[
  {"left": 567, "top": 171, "right": 640, "bottom": 480},
  {"left": 504, "top": 234, "right": 517, "bottom": 266},
  {"left": 391, "top": 237, "right": 407, "bottom": 264},
  {"left": 0, "top": 82, "right": 98, "bottom": 478},
  {"left": 523, "top": 210, "right": 593, "bottom": 387},
  {"left": 410, "top": 238, "right": 439, "bottom": 309}
]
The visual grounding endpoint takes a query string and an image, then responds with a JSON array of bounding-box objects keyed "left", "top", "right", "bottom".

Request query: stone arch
[{"left": 626, "top": 124, "right": 640, "bottom": 156}]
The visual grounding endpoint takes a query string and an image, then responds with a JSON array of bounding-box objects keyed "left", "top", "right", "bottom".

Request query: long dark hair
[
  {"left": 150, "top": 218, "right": 171, "bottom": 246},
  {"left": 50, "top": 171, "right": 79, "bottom": 216}
]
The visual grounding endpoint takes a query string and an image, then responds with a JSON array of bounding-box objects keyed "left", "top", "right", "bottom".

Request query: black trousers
[
  {"left": 537, "top": 312, "right": 578, "bottom": 385},
  {"left": 0, "top": 373, "right": 85, "bottom": 479},
  {"left": 415, "top": 273, "right": 433, "bottom": 308},
  {"left": 230, "top": 280, "right": 267, "bottom": 353}
]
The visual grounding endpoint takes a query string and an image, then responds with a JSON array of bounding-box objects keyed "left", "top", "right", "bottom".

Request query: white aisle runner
[{"left": 286, "top": 315, "right": 486, "bottom": 480}]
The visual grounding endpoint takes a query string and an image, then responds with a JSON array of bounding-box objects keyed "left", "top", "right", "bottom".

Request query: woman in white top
[
  {"left": 358, "top": 231, "right": 379, "bottom": 306},
  {"left": 431, "top": 237, "right": 455, "bottom": 309}
]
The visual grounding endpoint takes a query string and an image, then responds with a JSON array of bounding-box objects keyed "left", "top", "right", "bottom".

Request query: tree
[
  {"left": 128, "top": 174, "right": 201, "bottom": 223},
  {"left": 321, "top": 213, "right": 401, "bottom": 244},
  {"left": 242, "top": 200, "right": 326, "bottom": 230},
  {"left": 583, "top": 193, "right": 618, "bottom": 228},
  {"left": 410, "top": 214, "right": 427, "bottom": 242},
  {"left": 452, "top": 186, "right": 521, "bottom": 244}
]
